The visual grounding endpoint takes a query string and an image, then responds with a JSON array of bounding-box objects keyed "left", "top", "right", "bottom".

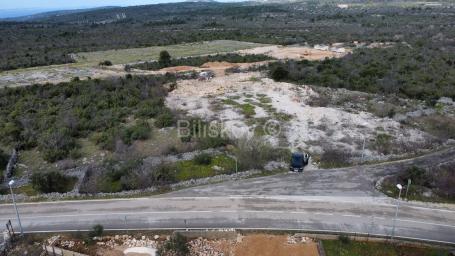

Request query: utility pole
[
  {"left": 391, "top": 184, "right": 403, "bottom": 241},
  {"left": 405, "top": 179, "right": 411, "bottom": 201},
  {"left": 8, "top": 180, "right": 23, "bottom": 235},
  {"left": 360, "top": 137, "right": 366, "bottom": 163}
]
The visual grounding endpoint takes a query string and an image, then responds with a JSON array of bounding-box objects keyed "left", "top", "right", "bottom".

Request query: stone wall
[{"left": 0, "top": 169, "right": 263, "bottom": 203}]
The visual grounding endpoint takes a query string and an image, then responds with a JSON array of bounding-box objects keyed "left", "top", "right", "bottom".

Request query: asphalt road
[
  {"left": 1, "top": 147, "right": 454, "bottom": 244},
  {"left": 0, "top": 196, "right": 454, "bottom": 244}
]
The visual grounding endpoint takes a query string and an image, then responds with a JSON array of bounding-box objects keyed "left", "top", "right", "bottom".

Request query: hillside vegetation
[
  {"left": 0, "top": 75, "right": 173, "bottom": 162},
  {"left": 1, "top": 1, "right": 454, "bottom": 70},
  {"left": 268, "top": 43, "right": 455, "bottom": 102}
]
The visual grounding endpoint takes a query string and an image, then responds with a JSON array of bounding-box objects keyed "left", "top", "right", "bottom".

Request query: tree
[
  {"left": 271, "top": 66, "right": 289, "bottom": 81},
  {"left": 159, "top": 50, "right": 172, "bottom": 67},
  {"left": 0, "top": 149, "right": 9, "bottom": 171}
]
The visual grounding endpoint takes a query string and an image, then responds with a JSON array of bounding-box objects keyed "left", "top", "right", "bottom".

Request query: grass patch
[
  {"left": 222, "top": 98, "right": 240, "bottom": 106},
  {"left": 240, "top": 104, "right": 256, "bottom": 118},
  {"left": 175, "top": 155, "right": 236, "bottom": 181},
  {"left": 323, "top": 240, "right": 450, "bottom": 256},
  {"left": 15, "top": 184, "right": 39, "bottom": 196},
  {"left": 77, "top": 40, "right": 267, "bottom": 66}
]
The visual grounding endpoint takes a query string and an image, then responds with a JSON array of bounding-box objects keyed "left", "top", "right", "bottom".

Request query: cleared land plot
[
  {"left": 166, "top": 72, "right": 434, "bottom": 165},
  {"left": 238, "top": 45, "right": 350, "bottom": 60},
  {"left": 75, "top": 40, "right": 268, "bottom": 66},
  {"left": 0, "top": 40, "right": 267, "bottom": 87}
]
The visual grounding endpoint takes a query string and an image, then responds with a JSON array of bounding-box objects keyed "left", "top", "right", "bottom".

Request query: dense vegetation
[
  {"left": 30, "top": 171, "right": 76, "bottom": 193},
  {"left": 132, "top": 53, "right": 273, "bottom": 71},
  {"left": 382, "top": 164, "right": 455, "bottom": 203},
  {"left": 269, "top": 44, "right": 455, "bottom": 102},
  {"left": 323, "top": 237, "right": 450, "bottom": 256},
  {"left": 1, "top": 1, "right": 454, "bottom": 70},
  {"left": 0, "top": 75, "right": 174, "bottom": 162}
]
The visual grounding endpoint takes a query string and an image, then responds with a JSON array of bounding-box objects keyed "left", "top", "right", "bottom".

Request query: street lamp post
[
  {"left": 391, "top": 184, "right": 403, "bottom": 241},
  {"left": 8, "top": 180, "right": 24, "bottom": 235}
]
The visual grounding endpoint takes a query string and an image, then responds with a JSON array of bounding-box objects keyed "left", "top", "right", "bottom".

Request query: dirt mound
[
  {"left": 234, "top": 234, "right": 319, "bottom": 256},
  {"left": 238, "top": 45, "right": 349, "bottom": 61},
  {"left": 201, "top": 61, "right": 238, "bottom": 69},
  {"left": 160, "top": 66, "right": 196, "bottom": 72}
]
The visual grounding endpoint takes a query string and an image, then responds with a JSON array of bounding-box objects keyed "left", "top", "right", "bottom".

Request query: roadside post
[
  {"left": 391, "top": 184, "right": 403, "bottom": 241},
  {"left": 8, "top": 180, "right": 23, "bottom": 235}
]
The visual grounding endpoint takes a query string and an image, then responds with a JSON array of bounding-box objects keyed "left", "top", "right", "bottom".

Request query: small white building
[
  {"left": 337, "top": 4, "right": 349, "bottom": 9},
  {"left": 331, "top": 47, "right": 347, "bottom": 54},
  {"left": 314, "top": 44, "right": 329, "bottom": 51}
]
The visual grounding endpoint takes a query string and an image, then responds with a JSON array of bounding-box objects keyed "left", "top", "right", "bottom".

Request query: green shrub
[
  {"left": 88, "top": 224, "right": 104, "bottom": 239},
  {"left": 240, "top": 104, "right": 256, "bottom": 118},
  {"left": 270, "top": 66, "right": 289, "bottom": 81},
  {"left": 338, "top": 234, "right": 351, "bottom": 244},
  {"left": 121, "top": 120, "right": 151, "bottom": 145},
  {"left": 400, "top": 166, "right": 431, "bottom": 187},
  {"left": 194, "top": 153, "right": 213, "bottom": 165},
  {"left": 30, "top": 171, "right": 76, "bottom": 193},
  {"left": 99, "top": 60, "right": 113, "bottom": 66},
  {"left": 155, "top": 110, "right": 174, "bottom": 128},
  {"left": 375, "top": 133, "right": 393, "bottom": 155},
  {"left": 132, "top": 53, "right": 273, "bottom": 71},
  {"left": 149, "top": 165, "right": 177, "bottom": 186},
  {"left": 91, "top": 129, "right": 118, "bottom": 151},
  {"left": 320, "top": 148, "right": 351, "bottom": 169},
  {"left": 158, "top": 233, "right": 189, "bottom": 256},
  {"left": 38, "top": 128, "right": 76, "bottom": 162},
  {"left": 159, "top": 50, "right": 171, "bottom": 67},
  {"left": 234, "top": 137, "right": 289, "bottom": 171},
  {"left": 0, "top": 149, "right": 9, "bottom": 173}
]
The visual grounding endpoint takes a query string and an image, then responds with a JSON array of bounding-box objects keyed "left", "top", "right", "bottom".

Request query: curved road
[{"left": 1, "top": 147, "right": 455, "bottom": 244}]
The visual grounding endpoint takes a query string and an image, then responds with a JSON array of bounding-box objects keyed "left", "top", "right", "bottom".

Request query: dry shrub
[
  {"left": 414, "top": 115, "right": 455, "bottom": 140},
  {"left": 234, "top": 137, "right": 289, "bottom": 171},
  {"left": 320, "top": 148, "right": 352, "bottom": 168}
]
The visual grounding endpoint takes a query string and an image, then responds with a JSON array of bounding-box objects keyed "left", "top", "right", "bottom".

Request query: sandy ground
[
  {"left": 237, "top": 45, "right": 350, "bottom": 60},
  {"left": 166, "top": 72, "right": 432, "bottom": 162},
  {"left": 0, "top": 44, "right": 348, "bottom": 88},
  {"left": 234, "top": 235, "right": 319, "bottom": 256}
]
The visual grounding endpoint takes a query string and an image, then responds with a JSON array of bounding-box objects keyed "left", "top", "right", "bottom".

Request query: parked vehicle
[{"left": 290, "top": 152, "right": 310, "bottom": 172}]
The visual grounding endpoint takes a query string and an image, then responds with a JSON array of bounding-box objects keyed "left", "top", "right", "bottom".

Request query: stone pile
[
  {"left": 95, "top": 235, "right": 159, "bottom": 249},
  {"left": 287, "top": 234, "right": 313, "bottom": 244},
  {"left": 188, "top": 238, "right": 227, "bottom": 256}
]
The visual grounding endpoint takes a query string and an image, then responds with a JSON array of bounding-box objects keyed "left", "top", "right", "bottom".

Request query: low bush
[
  {"left": 30, "top": 171, "right": 76, "bottom": 193},
  {"left": 234, "top": 137, "right": 289, "bottom": 171},
  {"left": 320, "top": 148, "right": 351, "bottom": 168},
  {"left": 155, "top": 110, "right": 174, "bottom": 128},
  {"left": 38, "top": 128, "right": 76, "bottom": 162},
  {"left": 88, "top": 224, "right": 104, "bottom": 238},
  {"left": 158, "top": 233, "right": 189, "bottom": 256},
  {"left": 99, "top": 60, "right": 113, "bottom": 66},
  {"left": 270, "top": 66, "right": 289, "bottom": 81},
  {"left": 132, "top": 53, "right": 273, "bottom": 71},
  {"left": 0, "top": 149, "right": 9, "bottom": 173},
  {"left": 0, "top": 75, "right": 174, "bottom": 161},
  {"left": 194, "top": 153, "right": 212, "bottom": 165},
  {"left": 149, "top": 164, "right": 178, "bottom": 186},
  {"left": 121, "top": 120, "right": 151, "bottom": 145}
]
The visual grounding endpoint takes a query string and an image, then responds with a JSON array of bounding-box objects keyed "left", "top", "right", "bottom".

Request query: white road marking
[{"left": 2, "top": 210, "right": 454, "bottom": 229}]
